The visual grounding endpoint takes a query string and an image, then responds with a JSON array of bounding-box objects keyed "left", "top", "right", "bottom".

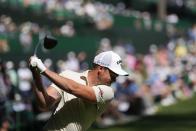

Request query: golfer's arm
[
  {"left": 43, "top": 69, "right": 97, "bottom": 103},
  {"left": 31, "top": 69, "right": 60, "bottom": 111}
]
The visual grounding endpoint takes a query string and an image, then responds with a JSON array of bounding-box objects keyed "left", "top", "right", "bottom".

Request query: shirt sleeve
[
  {"left": 49, "top": 71, "right": 68, "bottom": 96},
  {"left": 50, "top": 83, "right": 63, "bottom": 96},
  {"left": 92, "top": 85, "right": 114, "bottom": 103}
]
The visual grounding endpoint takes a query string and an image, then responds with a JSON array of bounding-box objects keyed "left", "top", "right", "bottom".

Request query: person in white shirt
[{"left": 29, "top": 51, "right": 128, "bottom": 131}]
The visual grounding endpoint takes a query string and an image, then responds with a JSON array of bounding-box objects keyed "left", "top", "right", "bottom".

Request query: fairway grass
[{"left": 88, "top": 94, "right": 196, "bottom": 131}]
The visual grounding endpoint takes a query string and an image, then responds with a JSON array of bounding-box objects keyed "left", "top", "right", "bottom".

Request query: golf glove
[{"left": 30, "top": 56, "right": 46, "bottom": 73}]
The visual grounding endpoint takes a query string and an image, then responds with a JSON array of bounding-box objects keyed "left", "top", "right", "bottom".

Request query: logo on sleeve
[{"left": 98, "top": 87, "right": 103, "bottom": 98}]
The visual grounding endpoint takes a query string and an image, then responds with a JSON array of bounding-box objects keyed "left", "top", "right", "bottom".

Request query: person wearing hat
[{"left": 29, "top": 51, "right": 128, "bottom": 131}]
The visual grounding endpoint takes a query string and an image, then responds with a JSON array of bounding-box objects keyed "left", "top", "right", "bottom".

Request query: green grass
[{"left": 88, "top": 94, "right": 196, "bottom": 131}]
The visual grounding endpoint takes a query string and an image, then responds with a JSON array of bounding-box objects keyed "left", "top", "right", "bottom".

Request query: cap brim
[{"left": 109, "top": 67, "right": 129, "bottom": 76}]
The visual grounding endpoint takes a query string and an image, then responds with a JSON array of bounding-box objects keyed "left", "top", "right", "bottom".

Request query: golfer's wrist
[{"left": 40, "top": 67, "right": 47, "bottom": 73}]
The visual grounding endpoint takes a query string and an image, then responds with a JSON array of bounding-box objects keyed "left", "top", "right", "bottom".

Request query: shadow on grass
[
  {"left": 89, "top": 112, "right": 196, "bottom": 131},
  {"left": 113, "top": 112, "right": 196, "bottom": 131}
]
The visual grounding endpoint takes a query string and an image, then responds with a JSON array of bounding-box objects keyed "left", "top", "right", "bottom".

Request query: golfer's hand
[{"left": 30, "top": 56, "right": 47, "bottom": 73}]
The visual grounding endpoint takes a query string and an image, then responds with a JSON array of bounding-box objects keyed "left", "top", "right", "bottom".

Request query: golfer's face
[
  {"left": 100, "top": 67, "right": 118, "bottom": 85},
  {"left": 108, "top": 69, "right": 118, "bottom": 83}
]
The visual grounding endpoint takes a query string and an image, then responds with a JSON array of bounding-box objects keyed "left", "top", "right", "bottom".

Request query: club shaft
[{"left": 34, "top": 39, "right": 42, "bottom": 56}]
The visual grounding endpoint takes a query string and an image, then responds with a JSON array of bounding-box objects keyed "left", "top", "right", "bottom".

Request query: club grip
[{"left": 31, "top": 55, "right": 37, "bottom": 67}]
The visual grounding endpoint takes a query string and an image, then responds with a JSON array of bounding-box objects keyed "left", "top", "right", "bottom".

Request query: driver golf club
[{"left": 34, "top": 35, "right": 58, "bottom": 56}]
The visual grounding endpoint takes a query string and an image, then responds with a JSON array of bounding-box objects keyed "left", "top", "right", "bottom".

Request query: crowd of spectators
[
  {"left": 1, "top": 0, "right": 191, "bottom": 43},
  {"left": 0, "top": 11, "right": 182, "bottom": 56}
]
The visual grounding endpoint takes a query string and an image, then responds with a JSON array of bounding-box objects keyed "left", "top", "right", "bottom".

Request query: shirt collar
[{"left": 80, "top": 70, "right": 90, "bottom": 85}]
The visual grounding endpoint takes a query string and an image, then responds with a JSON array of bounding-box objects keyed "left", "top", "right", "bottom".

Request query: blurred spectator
[
  {"left": 142, "top": 12, "right": 152, "bottom": 30},
  {"left": 17, "top": 61, "right": 32, "bottom": 99},
  {"left": 97, "top": 75, "right": 143, "bottom": 127},
  {"left": 5, "top": 61, "right": 19, "bottom": 100},
  {"left": 124, "top": 45, "right": 137, "bottom": 71},
  {"left": 166, "top": 14, "right": 179, "bottom": 24},
  {"left": 56, "top": 59, "right": 66, "bottom": 73},
  {"left": 0, "top": 37, "right": 9, "bottom": 53},
  {"left": 0, "top": 60, "right": 11, "bottom": 119},
  {"left": 114, "top": 76, "right": 143, "bottom": 115},
  {"left": 60, "top": 21, "right": 75, "bottom": 37},
  {"left": 156, "top": 46, "right": 169, "bottom": 66},
  {"left": 97, "top": 37, "right": 112, "bottom": 53},
  {"left": 0, "top": 117, "right": 12, "bottom": 131},
  {"left": 143, "top": 49, "right": 156, "bottom": 77},
  {"left": 113, "top": 42, "right": 126, "bottom": 59},
  {"left": 0, "top": 16, "right": 10, "bottom": 53},
  {"left": 6, "top": 61, "right": 18, "bottom": 89},
  {"left": 64, "top": 51, "right": 80, "bottom": 71},
  {"left": 187, "top": 24, "right": 196, "bottom": 42},
  {"left": 174, "top": 39, "right": 188, "bottom": 58},
  {"left": 77, "top": 51, "right": 89, "bottom": 71},
  {"left": 139, "top": 83, "right": 158, "bottom": 115},
  {"left": 84, "top": 2, "right": 113, "bottom": 30},
  {"left": 19, "top": 27, "right": 33, "bottom": 53},
  {"left": 134, "top": 54, "right": 147, "bottom": 86}
]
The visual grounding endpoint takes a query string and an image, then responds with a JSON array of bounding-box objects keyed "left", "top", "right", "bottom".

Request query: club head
[{"left": 43, "top": 35, "right": 58, "bottom": 49}]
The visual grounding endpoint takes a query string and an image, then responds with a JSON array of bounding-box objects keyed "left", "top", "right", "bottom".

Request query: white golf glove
[{"left": 30, "top": 56, "right": 47, "bottom": 73}]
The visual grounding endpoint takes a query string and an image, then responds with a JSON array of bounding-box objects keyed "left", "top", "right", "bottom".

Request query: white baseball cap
[{"left": 93, "top": 51, "right": 128, "bottom": 76}]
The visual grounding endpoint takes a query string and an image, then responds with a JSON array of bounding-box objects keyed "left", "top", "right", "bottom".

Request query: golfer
[{"left": 29, "top": 51, "right": 128, "bottom": 131}]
